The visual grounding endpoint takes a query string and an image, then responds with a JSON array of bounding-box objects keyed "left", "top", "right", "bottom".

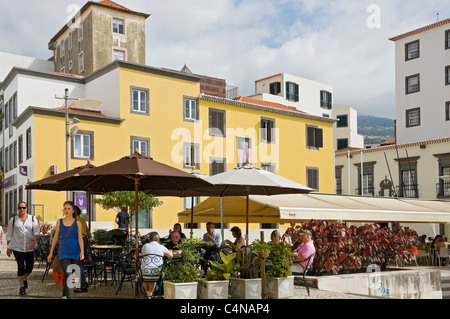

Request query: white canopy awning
[{"left": 178, "top": 193, "right": 450, "bottom": 224}]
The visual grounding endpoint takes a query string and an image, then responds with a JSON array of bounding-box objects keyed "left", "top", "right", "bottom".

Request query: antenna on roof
[{"left": 437, "top": 12, "right": 440, "bottom": 22}]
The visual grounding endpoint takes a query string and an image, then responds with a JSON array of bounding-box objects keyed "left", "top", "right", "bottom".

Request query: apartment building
[{"left": 389, "top": 18, "right": 450, "bottom": 144}]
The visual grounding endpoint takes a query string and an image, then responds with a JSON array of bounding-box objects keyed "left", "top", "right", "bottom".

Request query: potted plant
[
  {"left": 265, "top": 241, "right": 296, "bottom": 299},
  {"left": 162, "top": 238, "right": 202, "bottom": 299},
  {"left": 229, "top": 243, "right": 264, "bottom": 299},
  {"left": 198, "top": 251, "right": 236, "bottom": 299}
]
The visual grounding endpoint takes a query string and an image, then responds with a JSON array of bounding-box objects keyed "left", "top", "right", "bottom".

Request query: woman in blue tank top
[{"left": 48, "top": 201, "right": 84, "bottom": 299}]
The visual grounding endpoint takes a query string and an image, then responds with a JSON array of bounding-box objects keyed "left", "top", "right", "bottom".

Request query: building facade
[
  {"left": 390, "top": 18, "right": 450, "bottom": 144},
  {"left": 48, "top": 0, "right": 149, "bottom": 77},
  {"left": 248, "top": 73, "right": 334, "bottom": 118},
  {"left": 331, "top": 104, "right": 364, "bottom": 151}
]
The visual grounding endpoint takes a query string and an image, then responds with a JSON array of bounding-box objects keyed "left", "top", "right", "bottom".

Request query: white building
[
  {"left": 248, "top": 73, "right": 334, "bottom": 118},
  {"left": 331, "top": 104, "right": 364, "bottom": 150},
  {"left": 0, "top": 51, "right": 53, "bottom": 82},
  {"left": 389, "top": 18, "right": 450, "bottom": 144}
]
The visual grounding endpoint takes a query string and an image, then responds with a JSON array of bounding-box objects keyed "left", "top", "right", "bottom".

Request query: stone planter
[
  {"left": 163, "top": 281, "right": 198, "bottom": 299},
  {"left": 229, "top": 278, "right": 262, "bottom": 299},
  {"left": 197, "top": 280, "right": 230, "bottom": 299},
  {"left": 266, "top": 276, "right": 294, "bottom": 299}
]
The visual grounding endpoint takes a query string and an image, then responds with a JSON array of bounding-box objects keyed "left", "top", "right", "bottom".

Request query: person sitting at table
[
  {"left": 169, "top": 223, "right": 186, "bottom": 241},
  {"left": 293, "top": 230, "right": 315, "bottom": 270},
  {"left": 164, "top": 230, "right": 182, "bottom": 251},
  {"left": 141, "top": 232, "right": 173, "bottom": 299},
  {"left": 202, "top": 222, "right": 222, "bottom": 247},
  {"left": 224, "top": 226, "right": 245, "bottom": 250},
  {"left": 269, "top": 230, "right": 282, "bottom": 244},
  {"left": 417, "top": 234, "right": 427, "bottom": 249},
  {"left": 435, "top": 236, "right": 450, "bottom": 265}
]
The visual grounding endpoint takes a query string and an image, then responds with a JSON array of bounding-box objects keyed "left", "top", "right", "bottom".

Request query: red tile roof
[
  {"left": 335, "top": 147, "right": 363, "bottom": 154},
  {"left": 380, "top": 137, "right": 396, "bottom": 146},
  {"left": 97, "top": 0, "right": 131, "bottom": 11},
  {"left": 234, "top": 96, "right": 308, "bottom": 114},
  {"left": 389, "top": 17, "right": 450, "bottom": 41},
  {"left": 54, "top": 106, "right": 104, "bottom": 117}
]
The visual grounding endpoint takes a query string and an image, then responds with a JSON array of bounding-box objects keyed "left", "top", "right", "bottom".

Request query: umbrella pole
[
  {"left": 190, "top": 193, "right": 194, "bottom": 239},
  {"left": 134, "top": 177, "right": 140, "bottom": 298},
  {"left": 245, "top": 186, "right": 250, "bottom": 246},
  {"left": 220, "top": 197, "right": 224, "bottom": 242},
  {"left": 87, "top": 190, "right": 91, "bottom": 233}
]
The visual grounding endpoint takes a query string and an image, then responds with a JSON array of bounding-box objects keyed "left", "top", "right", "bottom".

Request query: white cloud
[{"left": 1, "top": 0, "right": 449, "bottom": 119}]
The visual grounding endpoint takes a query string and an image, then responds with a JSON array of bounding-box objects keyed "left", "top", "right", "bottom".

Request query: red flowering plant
[{"left": 284, "top": 220, "right": 418, "bottom": 276}]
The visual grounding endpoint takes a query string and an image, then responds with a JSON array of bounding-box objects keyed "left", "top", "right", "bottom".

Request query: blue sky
[{"left": 1, "top": 0, "right": 449, "bottom": 119}]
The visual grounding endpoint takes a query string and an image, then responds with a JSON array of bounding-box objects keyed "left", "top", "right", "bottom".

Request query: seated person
[
  {"left": 202, "top": 222, "right": 222, "bottom": 247},
  {"left": 224, "top": 226, "right": 245, "bottom": 250},
  {"left": 269, "top": 230, "right": 281, "bottom": 244},
  {"left": 141, "top": 232, "right": 173, "bottom": 299},
  {"left": 417, "top": 234, "right": 427, "bottom": 249},
  {"left": 164, "top": 230, "right": 182, "bottom": 251},
  {"left": 169, "top": 223, "right": 187, "bottom": 240},
  {"left": 293, "top": 230, "right": 316, "bottom": 270}
]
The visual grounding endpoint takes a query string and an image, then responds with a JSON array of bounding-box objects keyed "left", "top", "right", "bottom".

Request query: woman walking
[
  {"left": 6, "top": 202, "right": 40, "bottom": 295},
  {"left": 48, "top": 201, "right": 84, "bottom": 299}
]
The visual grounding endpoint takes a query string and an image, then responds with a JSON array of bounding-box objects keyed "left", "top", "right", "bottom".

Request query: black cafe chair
[
  {"left": 137, "top": 253, "right": 165, "bottom": 299},
  {"left": 292, "top": 252, "right": 316, "bottom": 296}
]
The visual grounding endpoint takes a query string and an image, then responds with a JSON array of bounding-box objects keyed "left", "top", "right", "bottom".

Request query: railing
[
  {"left": 436, "top": 181, "right": 450, "bottom": 198},
  {"left": 355, "top": 187, "right": 374, "bottom": 196},
  {"left": 226, "top": 85, "right": 239, "bottom": 100},
  {"left": 396, "top": 184, "right": 419, "bottom": 198}
]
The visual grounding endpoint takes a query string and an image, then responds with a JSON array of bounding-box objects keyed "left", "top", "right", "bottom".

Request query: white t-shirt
[{"left": 141, "top": 241, "right": 168, "bottom": 276}]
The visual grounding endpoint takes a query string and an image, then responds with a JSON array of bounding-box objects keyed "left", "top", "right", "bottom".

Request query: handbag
[{"left": 52, "top": 220, "right": 77, "bottom": 273}]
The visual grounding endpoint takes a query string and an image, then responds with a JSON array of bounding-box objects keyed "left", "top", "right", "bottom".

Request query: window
[
  {"left": 113, "top": 18, "right": 125, "bottom": 35},
  {"left": 131, "top": 87, "right": 149, "bottom": 115},
  {"left": 209, "top": 108, "right": 226, "bottom": 137},
  {"left": 78, "top": 51, "right": 84, "bottom": 74},
  {"left": 210, "top": 157, "right": 226, "bottom": 176},
  {"left": 446, "top": 66, "right": 450, "bottom": 85},
  {"left": 68, "top": 32, "right": 72, "bottom": 55},
  {"left": 72, "top": 131, "right": 93, "bottom": 160},
  {"left": 320, "top": 91, "right": 332, "bottom": 109},
  {"left": 237, "top": 137, "right": 251, "bottom": 167},
  {"left": 406, "top": 108, "right": 420, "bottom": 127},
  {"left": 286, "top": 81, "right": 299, "bottom": 102},
  {"left": 18, "top": 135, "right": 23, "bottom": 164},
  {"left": 405, "top": 40, "right": 419, "bottom": 60},
  {"left": 446, "top": 102, "right": 450, "bottom": 121},
  {"left": 269, "top": 82, "right": 281, "bottom": 95},
  {"left": 446, "top": 29, "right": 450, "bottom": 50},
  {"left": 306, "top": 167, "right": 319, "bottom": 191},
  {"left": 26, "top": 128, "right": 32, "bottom": 159},
  {"left": 183, "top": 143, "right": 200, "bottom": 169},
  {"left": 336, "top": 114, "right": 348, "bottom": 127},
  {"left": 306, "top": 126, "right": 323, "bottom": 149},
  {"left": 78, "top": 23, "right": 84, "bottom": 41},
  {"left": 131, "top": 137, "right": 150, "bottom": 157},
  {"left": 260, "top": 118, "right": 275, "bottom": 143},
  {"left": 405, "top": 74, "right": 420, "bottom": 94},
  {"left": 337, "top": 138, "right": 348, "bottom": 150},
  {"left": 113, "top": 49, "right": 125, "bottom": 61},
  {"left": 184, "top": 97, "right": 198, "bottom": 121}
]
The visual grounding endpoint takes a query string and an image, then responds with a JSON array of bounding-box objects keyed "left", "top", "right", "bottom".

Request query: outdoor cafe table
[{"left": 89, "top": 245, "right": 123, "bottom": 286}]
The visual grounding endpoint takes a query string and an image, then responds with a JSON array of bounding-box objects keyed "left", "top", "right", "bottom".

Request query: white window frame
[
  {"left": 131, "top": 136, "right": 150, "bottom": 157},
  {"left": 131, "top": 87, "right": 149, "bottom": 115},
  {"left": 74, "top": 133, "right": 91, "bottom": 159},
  {"left": 237, "top": 137, "right": 252, "bottom": 167},
  {"left": 78, "top": 51, "right": 84, "bottom": 74},
  {"left": 183, "top": 143, "right": 200, "bottom": 169},
  {"left": 113, "top": 49, "right": 126, "bottom": 61},
  {"left": 112, "top": 17, "right": 125, "bottom": 35},
  {"left": 184, "top": 97, "right": 198, "bottom": 121}
]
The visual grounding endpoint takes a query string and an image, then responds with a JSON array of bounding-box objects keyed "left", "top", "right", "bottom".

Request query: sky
[{"left": 1, "top": 0, "right": 449, "bottom": 120}]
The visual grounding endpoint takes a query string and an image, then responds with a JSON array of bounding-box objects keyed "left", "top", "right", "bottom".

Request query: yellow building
[{"left": 4, "top": 60, "right": 335, "bottom": 231}]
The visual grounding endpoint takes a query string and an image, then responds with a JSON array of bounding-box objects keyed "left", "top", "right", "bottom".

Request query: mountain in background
[{"left": 357, "top": 115, "right": 395, "bottom": 144}]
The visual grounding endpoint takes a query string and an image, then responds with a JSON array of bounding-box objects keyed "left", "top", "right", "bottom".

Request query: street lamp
[{"left": 55, "top": 88, "right": 102, "bottom": 200}]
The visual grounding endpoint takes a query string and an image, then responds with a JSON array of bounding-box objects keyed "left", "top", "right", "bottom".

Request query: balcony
[
  {"left": 396, "top": 184, "right": 419, "bottom": 198},
  {"left": 354, "top": 186, "right": 374, "bottom": 196},
  {"left": 436, "top": 181, "right": 450, "bottom": 198}
]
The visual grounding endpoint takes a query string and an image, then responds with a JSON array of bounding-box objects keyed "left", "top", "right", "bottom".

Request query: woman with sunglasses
[{"left": 6, "top": 202, "right": 40, "bottom": 296}]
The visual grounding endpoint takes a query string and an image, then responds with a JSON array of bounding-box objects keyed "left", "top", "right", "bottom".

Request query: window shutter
[
  {"left": 295, "top": 84, "right": 299, "bottom": 102},
  {"left": 315, "top": 128, "right": 323, "bottom": 148},
  {"left": 328, "top": 92, "right": 332, "bottom": 109},
  {"left": 320, "top": 91, "right": 324, "bottom": 108},
  {"left": 270, "top": 83, "right": 275, "bottom": 95},
  {"left": 307, "top": 127, "right": 315, "bottom": 147},
  {"left": 285, "top": 82, "right": 290, "bottom": 100}
]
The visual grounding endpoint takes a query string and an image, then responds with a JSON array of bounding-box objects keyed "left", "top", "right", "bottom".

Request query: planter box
[
  {"left": 229, "top": 278, "right": 262, "bottom": 299},
  {"left": 163, "top": 281, "right": 198, "bottom": 299},
  {"left": 197, "top": 280, "right": 230, "bottom": 299},
  {"left": 266, "top": 276, "right": 294, "bottom": 299}
]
